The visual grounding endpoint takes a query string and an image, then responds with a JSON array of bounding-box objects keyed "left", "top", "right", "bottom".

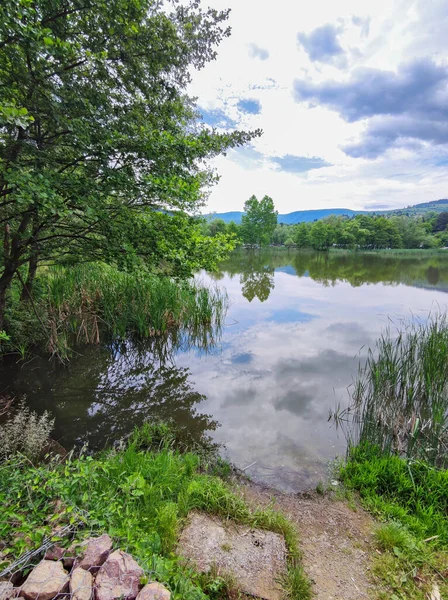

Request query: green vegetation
[
  {"left": 241, "top": 195, "right": 278, "bottom": 247},
  {"left": 203, "top": 211, "right": 448, "bottom": 251},
  {"left": 0, "top": 420, "right": 311, "bottom": 599},
  {"left": 342, "top": 313, "right": 448, "bottom": 468},
  {"left": 3, "top": 263, "right": 227, "bottom": 358},
  {"left": 0, "top": 0, "right": 259, "bottom": 334},
  {"left": 340, "top": 446, "right": 448, "bottom": 600},
  {"left": 337, "top": 315, "right": 448, "bottom": 599},
  {"left": 341, "top": 445, "right": 448, "bottom": 544}
]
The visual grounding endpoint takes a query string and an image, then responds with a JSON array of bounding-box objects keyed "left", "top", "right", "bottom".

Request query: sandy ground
[{"left": 241, "top": 482, "right": 375, "bottom": 600}]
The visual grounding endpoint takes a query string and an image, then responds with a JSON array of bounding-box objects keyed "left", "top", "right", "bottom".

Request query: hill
[
  {"left": 205, "top": 208, "right": 359, "bottom": 224},
  {"left": 204, "top": 200, "right": 448, "bottom": 224}
]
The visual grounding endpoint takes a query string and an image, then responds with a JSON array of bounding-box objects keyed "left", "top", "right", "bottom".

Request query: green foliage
[
  {"left": 337, "top": 314, "right": 448, "bottom": 598},
  {"left": 432, "top": 211, "right": 448, "bottom": 233},
  {"left": 374, "top": 522, "right": 417, "bottom": 553},
  {"left": 0, "top": 0, "right": 259, "bottom": 326},
  {"left": 241, "top": 195, "right": 278, "bottom": 247},
  {"left": 0, "top": 423, "right": 311, "bottom": 599},
  {"left": 282, "top": 565, "right": 313, "bottom": 600}
]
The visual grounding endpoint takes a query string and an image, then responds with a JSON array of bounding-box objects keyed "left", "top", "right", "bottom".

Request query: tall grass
[
  {"left": 339, "top": 313, "right": 448, "bottom": 468},
  {"left": 6, "top": 264, "right": 228, "bottom": 358}
]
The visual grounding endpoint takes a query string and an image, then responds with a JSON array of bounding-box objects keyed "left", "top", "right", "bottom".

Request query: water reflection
[
  {"left": 3, "top": 250, "right": 448, "bottom": 493},
  {"left": 217, "top": 249, "right": 448, "bottom": 299},
  {"left": 0, "top": 339, "right": 219, "bottom": 450}
]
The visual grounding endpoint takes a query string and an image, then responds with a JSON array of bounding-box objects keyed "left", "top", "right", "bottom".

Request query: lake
[{"left": 2, "top": 250, "right": 448, "bottom": 492}]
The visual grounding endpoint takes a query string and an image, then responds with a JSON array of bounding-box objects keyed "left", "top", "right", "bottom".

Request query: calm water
[{"left": 2, "top": 250, "right": 448, "bottom": 492}]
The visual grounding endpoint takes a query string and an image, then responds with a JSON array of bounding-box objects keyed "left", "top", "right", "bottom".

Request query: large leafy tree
[
  {"left": 241, "top": 195, "right": 277, "bottom": 246},
  {"left": 0, "top": 0, "right": 259, "bottom": 326}
]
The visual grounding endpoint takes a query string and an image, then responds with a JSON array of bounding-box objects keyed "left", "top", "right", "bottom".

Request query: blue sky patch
[
  {"left": 271, "top": 154, "right": 331, "bottom": 173},
  {"left": 237, "top": 98, "right": 262, "bottom": 115},
  {"left": 200, "top": 107, "right": 236, "bottom": 129}
]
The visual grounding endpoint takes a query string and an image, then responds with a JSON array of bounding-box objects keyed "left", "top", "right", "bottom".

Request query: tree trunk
[
  {"left": 20, "top": 251, "right": 38, "bottom": 301},
  {"left": 0, "top": 268, "right": 15, "bottom": 331}
]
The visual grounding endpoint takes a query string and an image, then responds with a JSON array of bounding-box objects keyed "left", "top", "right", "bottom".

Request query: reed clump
[
  {"left": 343, "top": 313, "right": 448, "bottom": 468},
  {"left": 4, "top": 263, "right": 228, "bottom": 358}
]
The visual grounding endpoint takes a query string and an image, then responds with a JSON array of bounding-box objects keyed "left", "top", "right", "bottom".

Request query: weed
[
  {"left": 334, "top": 312, "right": 448, "bottom": 468},
  {"left": 315, "top": 481, "right": 325, "bottom": 496},
  {"left": 0, "top": 400, "right": 54, "bottom": 462},
  {"left": 374, "top": 522, "right": 416, "bottom": 553},
  {"left": 282, "top": 564, "right": 313, "bottom": 600}
]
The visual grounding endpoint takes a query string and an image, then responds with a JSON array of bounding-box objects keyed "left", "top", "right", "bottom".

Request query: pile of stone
[{"left": 0, "top": 535, "right": 170, "bottom": 600}]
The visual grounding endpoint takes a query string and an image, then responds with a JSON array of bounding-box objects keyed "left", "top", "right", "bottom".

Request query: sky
[{"left": 188, "top": 0, "right": 448, "bottom": 214}]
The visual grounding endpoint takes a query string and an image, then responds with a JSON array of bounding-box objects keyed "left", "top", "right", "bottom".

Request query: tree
[
  {"left": 241, "top": 195, "right": 277, "bottom": 246},
  {"left": 433, "top": 212, "right": 448, "bottom": 233},
  {"left": 271, "top": 224, "right": 288, "bottom": 245},
  {"left": 210, "top": 219, "right": 227, "bottom": 237},
  {"left": 309, "top": 220, "right": 333, "bottom": 250},
  {"left": 294, "top": 223, "right": 310, "bottom": 248},
  {"left": 0, "top": 0, "right": 260, "bottom": 327},
  {"left": 226, "top": 220, "right": 242, "bottom": 245}
]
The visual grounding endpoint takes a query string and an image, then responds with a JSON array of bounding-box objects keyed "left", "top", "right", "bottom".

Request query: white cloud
[{"left": 188, "top": 0, "right": 448, "bottom": 213}]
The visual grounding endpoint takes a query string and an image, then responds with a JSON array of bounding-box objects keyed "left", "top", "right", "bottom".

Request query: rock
[
  {"left": 70, "top": 568, "right": 93, "bottom": 600},
  {"left": 44, "top": 546, "right": 65, "bottom": 562},
  {"left": 0, "top": 581, "right": 14, "bottom": 600},
  {"left": 20, "top": 560, "right": 69, "bottom": 600},
  {"left": 77, "top": 535, "right": 113, "bottom": 571},
  {"left": 95, "top": 550, "right": 144, "bottom": 600},
  {"left": 136, "top": 583, "right": 170, "bottom": 600},
  {"left": 177, "top": 512, "right": 287, "bottom": 600}
]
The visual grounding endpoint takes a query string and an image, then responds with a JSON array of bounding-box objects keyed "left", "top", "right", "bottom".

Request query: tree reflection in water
[{"left": 0, "top": 331, "right": 221, "bottom": 451}]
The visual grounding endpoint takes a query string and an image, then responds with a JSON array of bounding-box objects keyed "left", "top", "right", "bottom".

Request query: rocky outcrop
[
  {"left": 95, "top": 550, "right": 144, "bottom": 600},
  {"left": 136, "top": 583, "right": 170, "bottom": 600},
  {"left": 20, "top": 560, "right": 69, "bottom": 600}
]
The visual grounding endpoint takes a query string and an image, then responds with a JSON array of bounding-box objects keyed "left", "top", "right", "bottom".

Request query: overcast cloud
[{"left": 188, "top": 0, "right": 448, "bottom": 213}]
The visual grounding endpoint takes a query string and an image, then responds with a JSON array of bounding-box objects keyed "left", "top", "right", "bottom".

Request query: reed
[
  {"left": 5, "top": 263, "right": 228, "bottom": 358},
  {"left": 340, "top": 312, "right": 448, "bottom": 467}
]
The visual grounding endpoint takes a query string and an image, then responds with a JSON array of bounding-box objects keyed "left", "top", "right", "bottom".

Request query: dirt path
[{"left": 241, "top": 482, "right": 375, "bottom": 600}]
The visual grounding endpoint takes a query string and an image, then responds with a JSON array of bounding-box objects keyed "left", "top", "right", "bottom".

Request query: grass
[
  {"left": 339, "top": 446, "right": 448, "bottom": 599},
  {"left": 4, "top": 263, "right": 228, "bottom": 359},
  {"left": 0, "top": 422, "right": 312, "bottom": 599},
  {"left": 329, "top": 248, "right": 446, "bottom": 256}
]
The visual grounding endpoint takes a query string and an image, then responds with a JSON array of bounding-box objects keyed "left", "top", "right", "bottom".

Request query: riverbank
[
  {"left": 0, "top": 418, "right": 311, "bottom": 600},
  {"left": 1, "top": 403, "right": 447, "bottom": 599},
  {"left": 329, "top": 247, "right": 447, "bottom": 256}
]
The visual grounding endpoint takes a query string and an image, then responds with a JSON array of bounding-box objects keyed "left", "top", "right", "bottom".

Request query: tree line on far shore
[{"left": 202, "top": 198, "right": 448, "bottom": 250}]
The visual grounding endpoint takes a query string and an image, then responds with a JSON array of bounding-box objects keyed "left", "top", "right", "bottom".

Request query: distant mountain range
[{"left": 204, "top": 199, "right": 448, "bottom": 224}]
